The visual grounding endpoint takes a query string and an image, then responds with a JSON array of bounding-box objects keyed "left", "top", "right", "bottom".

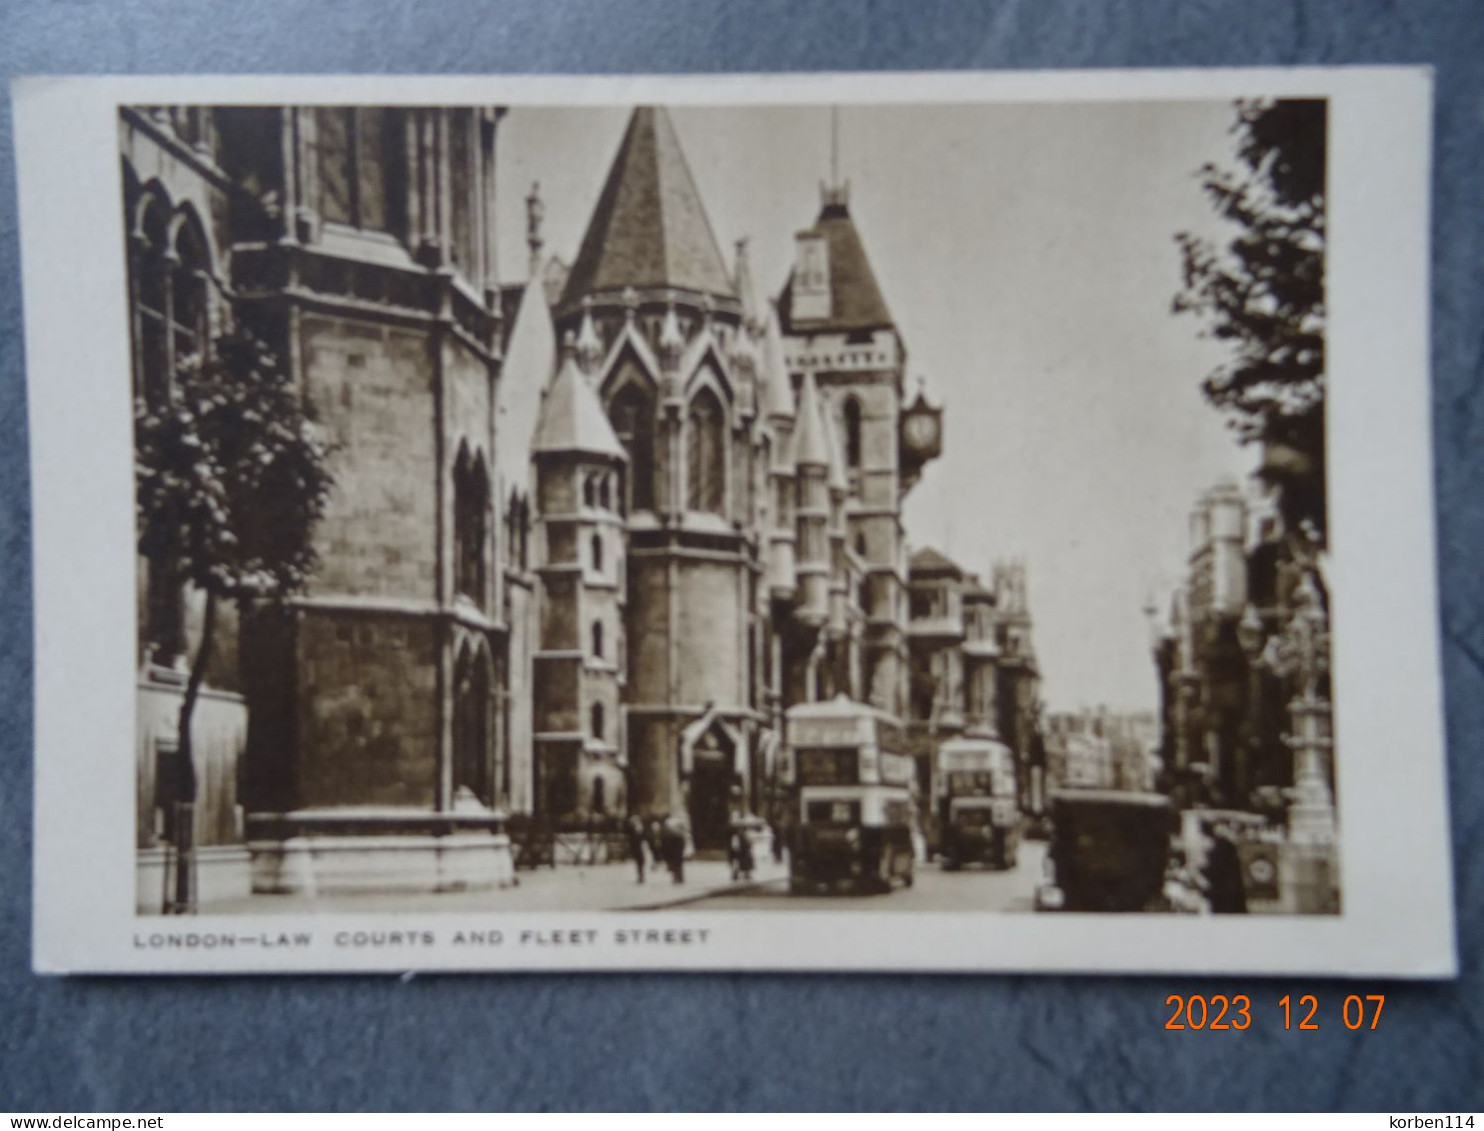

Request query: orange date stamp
[{"left": 1163, "top": 993, "right": 1387, "bottom": 1031}]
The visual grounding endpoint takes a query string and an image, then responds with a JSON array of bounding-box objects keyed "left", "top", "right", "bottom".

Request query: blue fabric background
[{"left": 1, "top": 0, "right": 1479, "bottom": 1112}]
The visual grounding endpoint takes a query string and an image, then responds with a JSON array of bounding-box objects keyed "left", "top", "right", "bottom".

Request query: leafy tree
[
  {"left": 1174, "top": 99, "right": 1327, "bottom": 544},
  {"left": 135, "top": 327, "right": 334, "bottom": 858}
]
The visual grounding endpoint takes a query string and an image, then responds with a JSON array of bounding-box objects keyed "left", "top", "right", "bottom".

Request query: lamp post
[{"left": 1249, "top": 571, "right": 1339, "bottom": 912}]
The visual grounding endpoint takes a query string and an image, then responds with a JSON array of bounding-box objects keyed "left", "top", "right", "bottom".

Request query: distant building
[
  {"left": 1043, "top": 708, "right": 1158, "bottom": 794},
  {"left": 1151, "top": 477, "right": 1332, "bottom": 813},
  {"left": 905, "top": 548, "right": 1044, "bottom": 815},
  {"left": 1043, "top": 711, "right": 1115, "bottom": 792}
]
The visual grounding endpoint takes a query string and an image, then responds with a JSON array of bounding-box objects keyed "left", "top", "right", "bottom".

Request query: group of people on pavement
[
  {"left": 624, "top": 813, "right": 690, "bottom": 885},
  {"left": 621, "top": 811, "right": 768, "bottom": 886}
]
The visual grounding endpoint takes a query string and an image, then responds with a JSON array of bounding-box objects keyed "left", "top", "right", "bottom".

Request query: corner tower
[
  {"left": 553, "top": 107, "right": 767, "bottom": 853},
  {"left": 779, "top": 183, "right": 932, "bottom": 722},
  {"left": 531, "top": 338, "right": 629, "bottom": 823}
]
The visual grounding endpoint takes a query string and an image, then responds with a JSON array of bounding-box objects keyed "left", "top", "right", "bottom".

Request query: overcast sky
[{"left": 495, "top": 100, "right": 1257, "bottom": 715}]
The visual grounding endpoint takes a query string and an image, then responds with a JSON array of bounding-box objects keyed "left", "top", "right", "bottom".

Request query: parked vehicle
[{"left": 1036, "top": 789, "right": 1175, "bottom": 912}]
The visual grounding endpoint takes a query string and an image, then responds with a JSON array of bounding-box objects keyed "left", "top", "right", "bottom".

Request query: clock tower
[{"left": 778, "top": 182, "right": 941, "bottom": 721}]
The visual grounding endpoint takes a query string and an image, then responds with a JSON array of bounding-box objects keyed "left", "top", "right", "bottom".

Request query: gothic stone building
[
  {"left": 515, "top": 107, "right": 944, "bottom": 854},
  {"left": 127, "top": 103, "right": 945, "bottom": 900}
]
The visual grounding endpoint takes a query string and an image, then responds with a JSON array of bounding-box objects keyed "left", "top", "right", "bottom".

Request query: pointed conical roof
[
  {"left": 498, "top": 260, "right": 558, "bottom": 493},
  {"left": 793, "top": 372, "right": 829, "bottom": 469},
  {"left": 733, "top": 237, "right": 762, "bottom": 329},
  {"left": 561, "top": 107, "right": 737, "bottom": 307},
  {"left": 760, "top": 308, "right": 794, "bottom": 420},
  {"left": 532, "top": 347, "right": 627, "bottom": 461},
  {"left": 778, "top": 196, "right": 894, "bottom": 333}
]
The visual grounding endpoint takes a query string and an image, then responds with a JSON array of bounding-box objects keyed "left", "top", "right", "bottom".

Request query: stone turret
[
  {"left": 531, "top": 337, "right": 630, "bottom": 820},
  {"left": 823, "top": 392, "right": 850, "bottom": 635},
  {"left": 793, "top": 372, "right": 831, "bottom": 626},
  {"left": 764, "top": 308, "right": 798, "bottom": 600}
]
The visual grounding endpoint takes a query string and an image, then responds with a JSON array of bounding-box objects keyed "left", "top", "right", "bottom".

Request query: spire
[
  {"left": 657, "top": 302, "right": 685, "bottom": 372},
  {"left": 793, "top": 372, "right": 829, "bottom": 469},
  {"left": 574, "top": 296, "right": 603, "bottom": 373},
  {"left": 532, "top": 344, "right": 627, "bottom": 461},
  {"left": 525, "top": 181, "right": 545, "bottom": 278},
  {"left": 761, "top": 307, "right": 794, "bottom": 421},
  {"left": 733, "top": 237, "right": 763, "bottom": 333},
  {"left": 561, "top": 107, "right": 737, "bottom": 307}
]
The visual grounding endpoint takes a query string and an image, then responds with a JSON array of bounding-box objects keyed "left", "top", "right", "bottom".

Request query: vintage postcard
[{"left": 16, "top": 69, "right": 1454, "bottom": 974}]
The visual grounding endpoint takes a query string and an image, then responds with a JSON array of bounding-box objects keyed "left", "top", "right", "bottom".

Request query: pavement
[
  {"left": 204, "top": 853, "right": 791, "bottom": 916},
  {"left": 197, "top": 842, "right": 1049, "bottom": 916}
]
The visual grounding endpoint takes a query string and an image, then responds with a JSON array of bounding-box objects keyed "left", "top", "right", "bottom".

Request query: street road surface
[{"left": 674, "top": 839, "right": 1046, "bottom": 913}]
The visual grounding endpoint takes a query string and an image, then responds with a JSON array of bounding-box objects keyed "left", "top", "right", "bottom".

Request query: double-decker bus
[{"left": 784, "top": 696, "right": 916, "bottom": 895}]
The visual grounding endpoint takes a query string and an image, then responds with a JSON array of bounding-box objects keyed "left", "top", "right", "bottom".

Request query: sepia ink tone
[{"left": 121, "top": 98, "right": 1338, "bottom": 920}]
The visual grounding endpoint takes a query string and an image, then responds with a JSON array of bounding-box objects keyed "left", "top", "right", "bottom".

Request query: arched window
[
  {"left": 591, "top": 532, "right": 603, "bottom": 574},
  {"left": 453, "top": 646, "right": 491, "bottom": 805},
  {"left": 582, "top": 475, "right": 595, "bottom": 509},
  {"left": 506, "top": 489, "right": 521, "bottom": 566},
  {"left": 592, "top": 620, "right": 604, "bottom": 660},
  {"left": 843, "top": 397, "right": 863, "bottom": 468},
  {"left": 170, "top": 220, "right": 209, "bottom": 366},
  {"left": 132, "top": 196, "right": 171, "bottom": 405},
  {"left": 599, "top": 475, "right": 612, "bottom": 511},
  {"left": 686, "top": 386, "right": 726, "bottom": 515},
  {"left": 609, "top": 381, "right": 655, "bottom": 512},
  {"left": 453, "top": 448, "right": 489, "bottom": 606},
  {"left": 130, "top": 197, "right": 212, "bottom": 407},
  {"left": 854, "top": 532, "right": 868, "bottom": 557},
  {"left": 128, "top": 191, "right": 218, "bottom": 665},
  {"left": 590, "top": 701, "right": 605, "bottom": 741},
  {"left": 591, "top": 775, "right": 607, "bottom": 814}
]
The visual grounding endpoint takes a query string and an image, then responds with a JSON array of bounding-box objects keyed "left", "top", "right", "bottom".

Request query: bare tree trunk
[{"left": 172, "top": 588, "right": 217, "bottom": 913}]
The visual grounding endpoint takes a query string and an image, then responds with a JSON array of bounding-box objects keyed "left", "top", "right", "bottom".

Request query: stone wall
[
  {"left": 294, "top": 609, "right": 441, "bottom": 809},
  {"left": 301, "top": 316, "right": 439, "bottom": 601}
]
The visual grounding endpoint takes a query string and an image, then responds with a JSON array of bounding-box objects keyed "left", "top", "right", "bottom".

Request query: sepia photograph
[{"left": 18, "top": 70, "right": 1450, "bottom": 974}]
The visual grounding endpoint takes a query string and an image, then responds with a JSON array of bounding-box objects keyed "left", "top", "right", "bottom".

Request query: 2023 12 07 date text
[{"left": 1163, "top": 993, "right": 1388, "bottom": 1030}]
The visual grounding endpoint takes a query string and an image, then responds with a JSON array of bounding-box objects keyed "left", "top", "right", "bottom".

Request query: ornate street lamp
[
  {"left": 1248, "top": 570, "right": 1339, "bottom": 912},
  {"left": 1256, "top": 571, "right": 1336, "bottom": 846}
]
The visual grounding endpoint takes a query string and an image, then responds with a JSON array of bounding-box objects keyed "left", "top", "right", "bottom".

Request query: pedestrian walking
[
  {"left": 662, "top": 814, "right": 687, "bottom": 884},
  {"left": 1204, "top": 822, "right": 1248, "bottom": 914},
  {"left": 625, "top": 813, "right": 648, "bottom": 883},
  {"left": 728, "top": 816, "right": 755, "bottom": 882}
]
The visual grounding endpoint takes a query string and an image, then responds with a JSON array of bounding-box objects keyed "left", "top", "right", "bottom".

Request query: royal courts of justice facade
[{"left": 124, "top": 104, "right": 1042, "bottom": 902}]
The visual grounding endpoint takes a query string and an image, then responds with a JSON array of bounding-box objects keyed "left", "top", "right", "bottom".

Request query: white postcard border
[{"left": 15, "top": 67, "right": 1454, "bottom": 976}]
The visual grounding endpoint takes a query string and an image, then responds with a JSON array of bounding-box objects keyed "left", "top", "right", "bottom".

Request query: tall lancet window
[
  {"left": 453, "top": 645, "right": 491, "bottom": 805},
  {"left": 609, "top": 381, "right": 655, "bottom": 512},
  {"left": 129, "top": 196, "right": 214, "bottom": 664},
  {"left": 843, "top": 397, "right": 863, "bottom": 469},
  {"left": 170, "top": 222, "right": 209, "bottom": 368},
  {"left": 453, "top": 447, "right": 489, "bottom": 606},
  {"left": 686, "top": 386, "right": 726, "bottom": 515}
]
